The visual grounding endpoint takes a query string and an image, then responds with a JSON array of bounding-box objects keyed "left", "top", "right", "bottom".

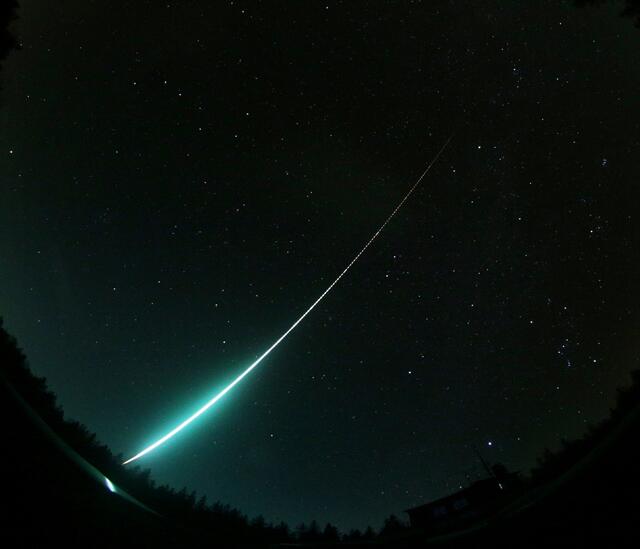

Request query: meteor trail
[{"left": 123, "top": 135, "right": 453, "bottom": 465}]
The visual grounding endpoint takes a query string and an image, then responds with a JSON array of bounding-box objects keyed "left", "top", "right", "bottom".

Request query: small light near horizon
[{"left": 105, "top": 477, "right": 116, "bottom": 493}]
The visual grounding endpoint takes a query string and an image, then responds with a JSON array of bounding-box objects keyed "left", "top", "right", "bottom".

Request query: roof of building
[{"left": 404, "top": 474, "right": 517, "bottom": 514}]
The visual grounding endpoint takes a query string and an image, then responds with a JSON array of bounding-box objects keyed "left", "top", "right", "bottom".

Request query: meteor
[{"left": 123, "top": 135, "right": 453, "bottom": 465}]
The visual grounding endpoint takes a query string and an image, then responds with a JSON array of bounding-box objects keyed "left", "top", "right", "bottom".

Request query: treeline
[
  {"left": 3, "top": 315, "right": 639, "bottom": 544},
  {"left": 2, "top": 317, "right": 417, "bottom": 544},
  {"left": 529, "top": 368, "right": 640, "bottom": 485},
  {"left": 575, "top": 0, "right": 640, "bottom": 28},
  {"left": 294, "top": 514, "right": 407, "bottom": 543},
  {"left": 0, "top": 0, "right": 19, "bottom": 68},
  {"left": 0, "top": 318, "right": 292, "bottom": 544}
]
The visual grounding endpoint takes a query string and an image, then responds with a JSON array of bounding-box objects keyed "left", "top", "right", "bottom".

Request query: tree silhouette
[
  {"left": 575, "top": 0, "right": 640, "bottom": 28},
  {"left": 322, "top": 522, "right": 340, "bottom": 542},
  {"left": 0, "top": 317, "right": 294, "bottom": 545},
  {"left": 343, "top": 528, "right": 363, "bottom": 542},
  {"left": 380, "top": 514, "right": 407, "bottom": 537},
  {"left": 0, "top": 0, "right": 19, "bottom": 76},
  {"left": 529, "top": 369, "right": 640, "bottom": 484}
]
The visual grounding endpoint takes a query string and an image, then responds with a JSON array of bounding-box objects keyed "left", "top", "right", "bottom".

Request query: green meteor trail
[{"left": 123, "top": 135, "right": 452, "bottom": 465}]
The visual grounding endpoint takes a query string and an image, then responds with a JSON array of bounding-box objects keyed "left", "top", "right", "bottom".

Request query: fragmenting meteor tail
[{"left": 123, "top": 135, "right": 453, "bottom": 465}]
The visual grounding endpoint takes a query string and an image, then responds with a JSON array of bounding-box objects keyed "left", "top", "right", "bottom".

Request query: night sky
[{"left": 1, "top": 0, "right": 639, "bottom": 532}]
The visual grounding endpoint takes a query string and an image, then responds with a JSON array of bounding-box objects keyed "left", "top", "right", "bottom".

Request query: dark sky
[{"left": 1, "top": 0, "right": 639, "bottom": 532}]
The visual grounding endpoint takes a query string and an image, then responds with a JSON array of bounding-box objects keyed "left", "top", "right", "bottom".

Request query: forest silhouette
[
  {"left": 575, "top": 0, "right": 640, "bottom": 27},
  {"left": 0, "top": 1, "right": 20, "bottom": 70},
  {"left": 2, "top": 1, "right": 640, "bottom": 545},
  {"left": 2, "top": 315, "right": 640, "bottom": 545}
]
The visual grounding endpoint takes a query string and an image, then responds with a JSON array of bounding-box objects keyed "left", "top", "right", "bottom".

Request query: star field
[{"left": 1, "top": 0, "right": 639, "bottom": 531}]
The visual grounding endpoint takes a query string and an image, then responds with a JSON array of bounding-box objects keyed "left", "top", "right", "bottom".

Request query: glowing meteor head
[{"left": 105, "top": 476, "right": 117, "bottom": 493}]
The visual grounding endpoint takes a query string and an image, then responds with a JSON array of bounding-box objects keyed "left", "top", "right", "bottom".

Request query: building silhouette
[{"left": 405, "top": 467, "right": 522, "bottom": 534}]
